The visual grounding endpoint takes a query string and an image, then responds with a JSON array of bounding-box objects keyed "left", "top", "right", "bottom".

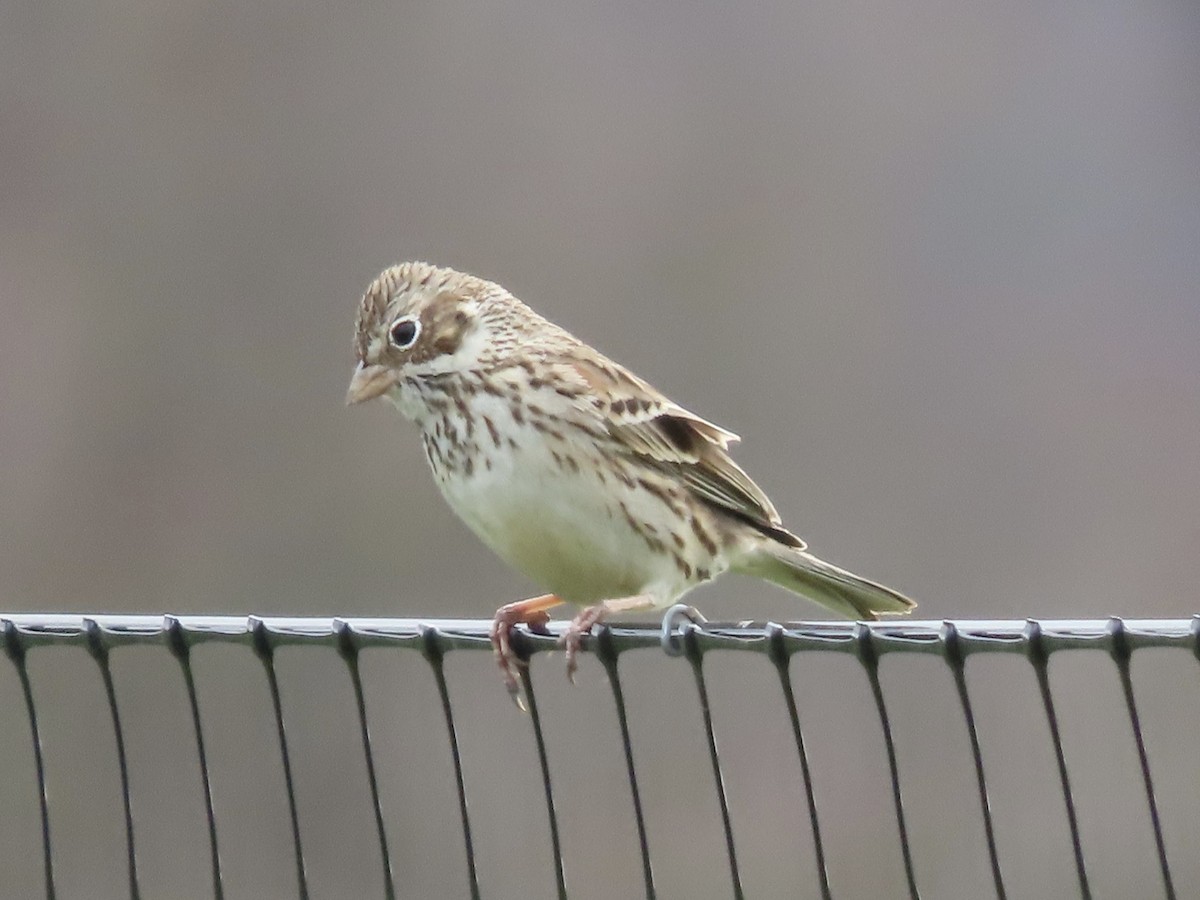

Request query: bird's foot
[
  {"left": 559, "top": 604, "right": 609, "bottom": 684},
  {"left": 490, "top": 594, "right": 563, "bottom": 704},
  {"left": 559, "top": 594, "right": 659, "bottom": 683}
]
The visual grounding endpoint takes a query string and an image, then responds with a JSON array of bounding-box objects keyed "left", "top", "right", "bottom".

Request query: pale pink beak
[{"left": 345, "top": 363, "right": 398, "bottom": 405}]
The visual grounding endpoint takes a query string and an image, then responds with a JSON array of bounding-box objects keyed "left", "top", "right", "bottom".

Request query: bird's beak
[{"left": 346, "top": 363, "right": 398, "bottom": 405}]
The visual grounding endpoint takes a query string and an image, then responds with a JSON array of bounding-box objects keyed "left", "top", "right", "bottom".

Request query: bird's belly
[{"left": 434, "top": 443, "right": 692, "bottom": 605}]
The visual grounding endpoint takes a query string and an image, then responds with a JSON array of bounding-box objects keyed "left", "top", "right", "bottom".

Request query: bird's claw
[
  {"left": 490, "top": 608, "right": 552, "bottom": 709},
  {"left": 559, "top": 604, "right": 607, "bottom": 684}
]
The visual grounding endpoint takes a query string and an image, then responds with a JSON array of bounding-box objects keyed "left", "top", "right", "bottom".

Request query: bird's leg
[
  {"left": 561, "top": 595, "right": 657, "bottom": 683},
  {"left": 490, "top": 593, "right": 565, "bottom": 699}
]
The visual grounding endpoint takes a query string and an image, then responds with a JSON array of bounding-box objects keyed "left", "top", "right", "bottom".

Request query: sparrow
[{"left": 347, "top": 262, "right": 915, "bottom": 696}]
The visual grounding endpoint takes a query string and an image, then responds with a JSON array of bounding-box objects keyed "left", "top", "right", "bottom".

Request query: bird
[{"left": 347, "top": 262, "right": 915, "bottom": 696}]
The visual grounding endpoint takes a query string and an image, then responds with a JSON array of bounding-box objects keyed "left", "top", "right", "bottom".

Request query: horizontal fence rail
[{"left": 2, "top": 613, "right": 1196, "bottom": 899}]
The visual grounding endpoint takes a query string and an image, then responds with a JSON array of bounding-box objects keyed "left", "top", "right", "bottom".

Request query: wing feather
[{"left": 551, "top": 352, "right": 800, "bottom": 545}]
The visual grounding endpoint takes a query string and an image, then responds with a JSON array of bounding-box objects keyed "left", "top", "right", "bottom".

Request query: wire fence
[{"left": 1, "top": 612, "right": 1196, "bottom": 899}]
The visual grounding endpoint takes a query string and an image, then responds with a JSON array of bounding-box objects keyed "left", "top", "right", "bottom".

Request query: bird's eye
[{"left": 389, "top": 315, "right": 421, "bottom": 349}]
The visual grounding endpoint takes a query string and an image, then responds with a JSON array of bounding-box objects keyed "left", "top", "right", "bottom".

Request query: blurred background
[{"left": 1, "top": 0, "right": 1198, "bottom": 896}]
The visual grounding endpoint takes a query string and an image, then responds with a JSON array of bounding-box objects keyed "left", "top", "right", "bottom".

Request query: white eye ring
[{"left": 388, "top": 315, "right": 421, "bottom": 349}]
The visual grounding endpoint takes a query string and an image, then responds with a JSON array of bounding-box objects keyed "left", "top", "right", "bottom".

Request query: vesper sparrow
[{"left": 347, "top": 262, "right": 915, "bottom": 695}]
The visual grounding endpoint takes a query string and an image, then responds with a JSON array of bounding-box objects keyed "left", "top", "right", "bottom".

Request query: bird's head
[{"left": 346, "top": 262, "right": 518, "bottom": 412}]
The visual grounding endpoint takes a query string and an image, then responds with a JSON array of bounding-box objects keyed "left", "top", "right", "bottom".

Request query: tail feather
[{"left": 735, "top": 545, "right": 916, "bottom": 620}]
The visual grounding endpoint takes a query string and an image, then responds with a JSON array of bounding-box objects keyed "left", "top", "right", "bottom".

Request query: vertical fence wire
[
  {"left": 85, "top": 621, "right": 141, "bottom": 900},
  {"left": 1024, "top": 621, "right": 1091, "bottom": 900},
  {"left": 335, "top": 622, "right": 396, "bottom": 900},
  {"left": 940, "top": 622, "right": 1006, "bottom": 900},
  {"left": 165, "top": 618, "right": 224, "bottom": 900},
  {"left": 682, "top": 626, "right": 744, "bottom": 900},
  {"left": 517, "top": 651, "right": 568, "bottom": 899},
  {"left": 855, "top": 623, "right": 921, "bottom": 900},
  {"left": 421, "top": 626, "right": 481, "bottom": 900},
  {"left": 766, "top": 623, "right": 832, "bottom": 900},
  {"left": 3, "top": 623, "right": 56, "bottom": 900},
  {"left": 250, "top": 620, "right": 310, "bottom": 900},
  {"left": 1107, "top": 618, "right": 1175, "bottom": 900},
  {"left": 595, "top": 625, "right": 657, "bottom": 900}
]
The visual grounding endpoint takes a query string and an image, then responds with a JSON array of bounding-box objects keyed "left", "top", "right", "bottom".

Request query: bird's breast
[{"left": 419, "top": 398, "right": 716, "bottom": 606}]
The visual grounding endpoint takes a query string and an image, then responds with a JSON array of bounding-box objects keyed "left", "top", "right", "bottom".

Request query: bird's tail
[{"left": 734, "top": 543, "right": 916, "bottom": 620}]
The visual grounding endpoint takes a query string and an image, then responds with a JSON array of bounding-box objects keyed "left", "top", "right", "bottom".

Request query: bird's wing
[{"left": 555, "top": 353, "right": 802, "bottom": 546}]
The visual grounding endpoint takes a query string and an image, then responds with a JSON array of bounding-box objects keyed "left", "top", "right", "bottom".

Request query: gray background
[{"left": 1, "top": 0, "right": 1198, "bottom": 897}]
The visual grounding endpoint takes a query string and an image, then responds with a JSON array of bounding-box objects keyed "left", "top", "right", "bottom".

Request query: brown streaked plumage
[{"left": 348, "top": 261, "right": 915, "bottom": 696}]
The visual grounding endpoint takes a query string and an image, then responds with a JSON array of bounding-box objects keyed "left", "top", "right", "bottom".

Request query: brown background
[{"left": 1, "top": 0, "right": 1198, "bottom": 897}]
